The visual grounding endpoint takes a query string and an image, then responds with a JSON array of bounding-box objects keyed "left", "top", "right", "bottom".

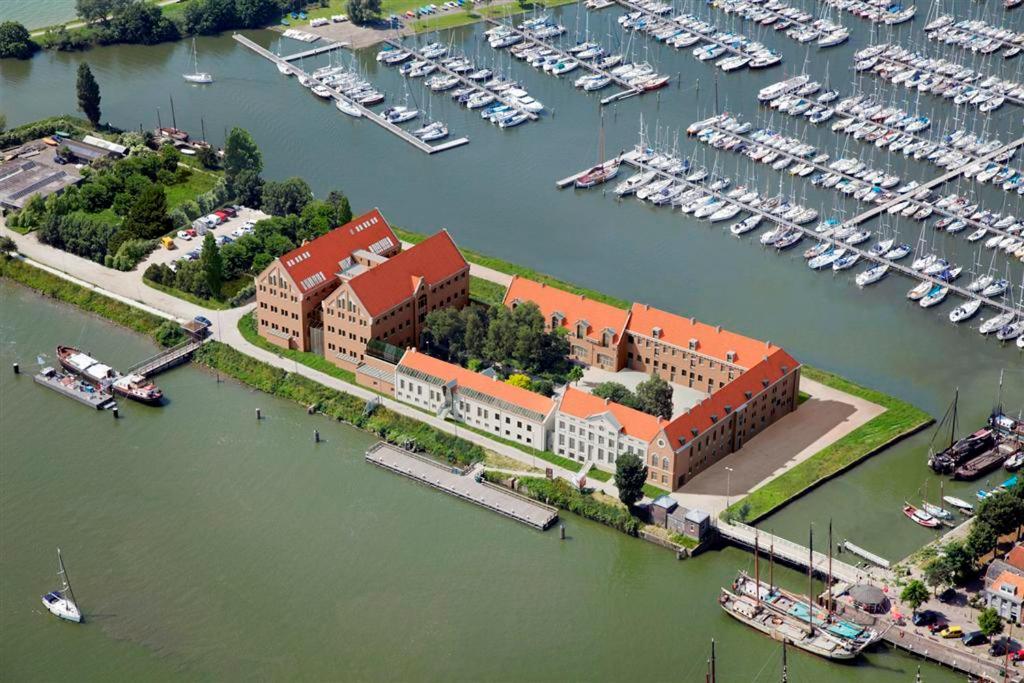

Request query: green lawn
[
  {"left": 586, "top": 468, "right": 611, "bottom": 482},
  {"left": 643, "top": 483, "right": 669, "bottom": 499},
  {"left": 237, "top": 311, "right": 357, "bottom": 384},
  {"left": 722, "top": 367, "right": 933, "bottom": 524},
  {"left": 469, "top": 275, "right": 506, "bottom": 306},
  {"left": 143, "top": 277, "right": 231, "bottom": 309},
  {"left": 164, "top": 170, "right": 219, "bottom": 210}
]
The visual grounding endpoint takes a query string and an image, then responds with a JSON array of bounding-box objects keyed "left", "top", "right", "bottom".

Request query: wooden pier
[
  {"left": 281, "top": 42, "right": 348, "bottom": 61},
  {"left": 383, "top": 38, "right": 539, "bottom": 121},
  {"left": 697, "top": 118, "right": 1024, "bottom": 245},
  {"left": 562, "top": 149, "right": 1024, "bottom": 318},
  {"left": 126, "top": 338, "right": 205, "bottom": 378},
  {"left": 481, "top": 18, "right": 641, "bottom": 105},
  {"left": 234, "top": 34, "right": 470, "bottom": 154},
  {"left": 365, "top": 443, "right": 558, "bottom": 530}
]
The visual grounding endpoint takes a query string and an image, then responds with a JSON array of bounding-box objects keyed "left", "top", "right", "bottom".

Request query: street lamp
[{"left": 725, "top": 466, "right": 734, "bottom": 508}]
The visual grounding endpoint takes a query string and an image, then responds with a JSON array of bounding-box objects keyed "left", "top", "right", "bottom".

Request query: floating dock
[
  {"left": 34, "top": 368, "right": 116, "bottom": 409},
  {"left": 365, "top": 443, "right": 558, "bottom": 530},
  {"left": 234, "top": 34, "right": 470, "bottom": 155},
  {"left": 841, "top": 541, "right": 890, "bottom": 569},
  {"left": 481, "top": 18, "right": 641, "bottom": 105},
  {"left": 281, "top": 42, "right": 348, "bottom": 62},
  {"left": 383, "top": 38, "right": 539, "bottom": 122}
]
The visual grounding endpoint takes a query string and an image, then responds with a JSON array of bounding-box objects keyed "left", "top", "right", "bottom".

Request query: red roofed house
[
  {"left": 321, "top": 230, "right": 470, "bottom": 373},
  {"left": 554, "top": 387, "right": 673, "bottom": 472},
  {"left": 255, "top": 208, "right": 400, "bottom": 353},
  {"left": 396, "top": 349, "right": 555, "bottom": 449},
  {"left": 984, "top": 570, "right": 1024, "bottom": 624},
  {"left": 502, "top": 276, "right": 629, "bottom": 371}
]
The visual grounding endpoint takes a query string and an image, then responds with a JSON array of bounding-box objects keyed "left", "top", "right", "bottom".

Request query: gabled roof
[
  {"left": 275, "top": 208, "right": 397, "bottom": 295},
  {"left": 1006, "top": 546, "right": 1024, "bottom": 571},
  {"left": 397, "top": 349, "right": 554, "bottom": 418},
  {"left": 503, "top": 276, "right": 629, "bottom": 344},
  {"left": 662, "top": 347, "right": 800, "bottom": 450},
  {"left": 991, "top": 571, "right": 1024, "bottom": 600},
  {"left": 341, "top": 230, "right": 468, "bottom": 318},
  {"left": 557, "top": 387, "right": 664, "bottom": 442},
  {"left": 627, "top": 303, "right": 775, "bottom": 368}
]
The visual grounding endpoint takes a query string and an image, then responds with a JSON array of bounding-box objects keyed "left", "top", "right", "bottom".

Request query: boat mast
[
  {"left": 755, "top": 531, "right": 761, "bottom": 608},
  {"left": 781, "top": 639, "right": 788, "bottom": 683},
  {"left": 806, "top": 526, "right": 814, "bottom": 635},
  {"left": 827, "top": 520, "right": 833, "bottom": 613},
  {"left": 950, "top": 387, "right": 958, "bottom": 449},
  {"left": 769, "top": 535, "right": 775, "bottom": 590},
  {"left": 710, "top": 638, "right": 716, "bottom": 683},
  {"left": 57, "top": 548, "right": 76, "bottom": 607}
]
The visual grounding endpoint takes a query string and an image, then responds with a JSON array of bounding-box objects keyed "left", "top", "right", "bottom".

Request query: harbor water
[{"left": 1, "top": 1, "right": 1024, "bottom": 678}]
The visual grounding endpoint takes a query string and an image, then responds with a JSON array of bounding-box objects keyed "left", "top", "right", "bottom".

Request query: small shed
[
  {"left": 650, "top": 495, "right": 678, "bottom": 527},
  {"left": 683, "top": 509, "right": 711, "bottom": 541},
  {"left": 848, "top": 584, "right": 888, "bottom": 614}
]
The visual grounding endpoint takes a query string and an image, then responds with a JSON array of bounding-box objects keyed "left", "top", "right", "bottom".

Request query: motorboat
[{"left": 943, "top": 496, "right": 973, "bottom": 514}]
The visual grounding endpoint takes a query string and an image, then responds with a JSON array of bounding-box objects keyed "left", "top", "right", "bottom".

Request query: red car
[
  {"left": 1013, "top": 649, "right": 1024, "bottom": 662},
  {"left": 185, "top": 228, "right": 197, "bottom": 238},
  {"left": 928, "top": 621, "right": 947, "bottom": 635}
]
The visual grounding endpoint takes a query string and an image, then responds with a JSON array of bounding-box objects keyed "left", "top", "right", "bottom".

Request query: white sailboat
[
  {"left": 41, "top": 548, "right": 82, "bottom": 623},
  {"left": 183, "top": 38, "right": 213, "bottom": 84}
]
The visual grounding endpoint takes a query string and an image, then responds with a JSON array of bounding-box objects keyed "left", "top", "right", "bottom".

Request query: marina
[
  {"left": 924, "top": 13, "right": 1024, "bottom": 58},
  {"left": 364, "top": 442, "right": 558, "bottom": 530},
  {"left": 234, "top": 34, "right": 471, "bottom": 154},
  {"left": 280, "top": 42, "right": 348, "bottom": 62},
  {"left": 700, "top": 0, "right": 850, "bottom": 48}
]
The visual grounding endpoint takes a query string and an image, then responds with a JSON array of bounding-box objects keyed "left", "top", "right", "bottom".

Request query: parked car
[
  {"left": 928, "top": 621, "right": 947, "bottom": 634},
  {"left": 177, "top": 230, "right": 192, "bottom": 240},
  {"left": 231, "top": 228, "right": 245, "bottom": 237},
  {"left": 186, "top": 228, "right": 197, "bottom": 237},
  {"left": 187, "top": 249, "right": 200, "bottom": 260},
  {"left": 220, "top": 207, "right": 237, "bottom": 217},
  {"left": 1012, "top": 649, "right": 1024, "bottom": 662},
  {"left": 939, "top": 625, "right": 963, "bottom": 639},
  {"left": 194, "top": 315, "right": 213, "bottom": 328},
  {"left": 911, "top": 610, "right": 937, "bottom": 626},
  {"left": 989, "top": 637, "right": 1015, "bottom": 656},
  {"left": 962, "top": 630, "right": 988, "bottom": 647}
]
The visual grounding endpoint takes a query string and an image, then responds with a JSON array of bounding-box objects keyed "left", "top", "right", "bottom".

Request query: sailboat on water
[
  {"left": 575, "top": 110, "right": 619, "bottom": 188},
  {"left": 183, "top": 38, "right": 214, "bottom": 84},
  {"left": 41, "top": 548, "right": 82, "bottom": 623}
]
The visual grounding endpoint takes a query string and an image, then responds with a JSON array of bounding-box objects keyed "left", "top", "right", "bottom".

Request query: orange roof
[
  {"left": 557, "top": 387, "right": 664, "bottom": 442},
  {"left": 397, "top": 349, "right": 554, "bottom": 417},
  {"left": 662, "top": 347, "right": 800, "bottom": 449},
  {"left": 345, "top": 231, "right": 467, "bottom": 318},
  {"left": 627, "top": 303, "right": 776, "bottom": 368},
  {"left": 993, "top": 571, "right": 1024, "bottom": 597},
  {"left": 276, "top": 208, "right": 397, "bottom": 295},
  {"left": 502, "top": 276, "right": 629, "bottom": 344},
  {"left": 1006, "top": 546, "right": 1024, "bottom": 571}
]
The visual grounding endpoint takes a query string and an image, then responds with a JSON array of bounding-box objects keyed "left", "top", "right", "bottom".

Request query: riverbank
[{"left": 722, "top": 367, "right": 934, "bottom": 524}]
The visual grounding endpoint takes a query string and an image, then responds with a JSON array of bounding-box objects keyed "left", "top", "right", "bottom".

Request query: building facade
[
  {"left": 503, "top": 277, "right": 628, "bottom": 371},
  {"left": 984, "top": 571, "right": 1024, "bottom": 624},
  {"left": 553, "top": 387, "right": 668, "bottom": 470},
  {"left": 322, "top": 231, "right": 469, "bottom": 372},
  {"left": 395, "top": 349, "right": 555, "bottom": 450},
  {"left": 255, "top": 208, "right": 400, "bottom": 352}
]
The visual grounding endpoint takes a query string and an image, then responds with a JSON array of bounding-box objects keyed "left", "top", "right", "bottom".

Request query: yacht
[
  {"left": 41, "top": 549, "right": 82, "bottom": 623},
  {"left": 183, "top": 38, "right": 213, "bottom": 84}
]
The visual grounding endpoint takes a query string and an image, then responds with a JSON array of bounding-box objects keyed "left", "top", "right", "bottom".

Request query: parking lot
[{"left": 143, "top": 207, "right": 269, "bottom": 271}]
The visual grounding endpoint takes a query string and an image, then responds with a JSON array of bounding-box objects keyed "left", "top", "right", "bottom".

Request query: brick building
[
  {"left": 321, "top": 231, "right": 469, "bottom": 372},
  {"left": 255, "top": 208, "right": 399, "bottom": 352},
  {"left": 553, "top": 387, "right": 669, "bottom": 470},
  {"left": 502, "top": 276, "right": 629, "bottom": 371}
]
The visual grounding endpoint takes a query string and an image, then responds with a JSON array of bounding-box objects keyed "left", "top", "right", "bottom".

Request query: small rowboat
[
  {"left": 903, "top": 504, "right": 939, "bottom": 528},
  {"left": 943, "top": 496, "right": 974, "bottom": 514}
]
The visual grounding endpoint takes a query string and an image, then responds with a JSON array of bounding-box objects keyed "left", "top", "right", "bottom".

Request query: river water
[
  {"left": 1, "top": 2, "right": 1023, "bottom": 679},
  {"left": 3, "top": 0, "right": 78, "bottom": 30}
]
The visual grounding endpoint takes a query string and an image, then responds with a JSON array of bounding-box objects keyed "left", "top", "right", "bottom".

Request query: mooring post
[
  {"left": 256, "top": 408, "right": 262, "bottom": 420},
  {"left": 12, "top": 362, "right": 19, "bottom": 375},
  {"left": 112, "top": 406, "right": 119, "bottom": 419},
  {"left": 314, "top": 429, "right": 320, "bottom": 443},
  {"left": 560, "top": 524, "right": 566, "bottom": 540}
]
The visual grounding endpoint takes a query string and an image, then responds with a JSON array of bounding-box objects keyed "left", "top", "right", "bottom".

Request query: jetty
[
  {"left": 280, "top": 42, "right": 349, "bottom": 62},
  {"left": 126, "top": 338, "right": 205, "bottom": 378},
  {"left": 234, "top": 34, "right": 470, "bottom": 154},
  {"left": 365, "top": 443, "right": 558, "bottom": 530},
  {"left": 383, "top": 38, "right": 539, "bottom": 121},
  {"left": 481, "top": 18, "right": 642, "bottom": 105},
  {"left": 841, "top": 541, "right": 890, "bottom": 569},
  {"left": 559, "top": 149, "right": 1024, "bottom": 319}
]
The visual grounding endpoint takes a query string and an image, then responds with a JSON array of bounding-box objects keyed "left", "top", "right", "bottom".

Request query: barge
[
  {"left": 33, "top": 367, "right": 116, "bottom": 409},
  {"left": 58, "top": 345, "right": 163, "bottom": 406}
]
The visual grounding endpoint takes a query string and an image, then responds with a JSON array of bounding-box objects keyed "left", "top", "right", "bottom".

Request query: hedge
[{"left": 515, "top": 476, "right": 640, "bottom": 535}]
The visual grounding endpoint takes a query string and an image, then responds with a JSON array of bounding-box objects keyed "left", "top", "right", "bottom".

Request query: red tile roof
[
  {"left": 345, "top": 230, "right": 468, "bottom": 318},
  {"left": 276, "top": 208, "right": 397, "bottom": 295},
  {"left": 627, "top": 303, "right": 775, "bottom": 368},
  {"left": 557, "top": 387, "right": 664, "bottom": 442},
  {"left": 662, "top": 347, "right": 800, "bottom": 450},
  {"left": 1006, "top": 546, "right": 1024, "bottom": 571},
  {"left": 398, "top": 349, "right": 555, "bottom": 416},
  {"left": 993, "top": 570, "right": 1024, "bottom": 597},
  {"left": 503, "top": 276, "right": 630, "bottom": 343}
]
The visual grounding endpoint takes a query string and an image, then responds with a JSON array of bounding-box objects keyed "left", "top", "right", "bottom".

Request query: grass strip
[
  {"left": 0, "top": 256, "right": 166, "bottom": 338},
  {"left": 143, "top": 277, "right": 230, "bottom": 310},
  {"left": 238, "top": 311, "right": 356, "bottom": 384},
  {"left": 722, "top": 366, "right": 933, "bottom": 524},
  {"left": 469, "top": 275, "right": 506, "bottom": 307}
]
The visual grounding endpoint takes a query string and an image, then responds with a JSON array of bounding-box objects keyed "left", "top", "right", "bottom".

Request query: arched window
[{"left": 662, "top": 457, "right": 669, "bottom": 469}]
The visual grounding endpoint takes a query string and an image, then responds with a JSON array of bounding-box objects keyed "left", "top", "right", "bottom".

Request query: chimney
[
  {"left": 781, "top": 365, "right": 789, "bottom": 374},
  {"left": 762, "top": 379, "right": 770, "bottom": 388},
  {"left": 690, "top": 316, "right": 695, "bottom": 324},
  {"left": 766, "top": 340, "right": 772, "bottom": 349},
  {"left": 725, "top": 405, "right": 732, "bottom": 414},
  {"left": 605, "top": 398, "right": 610, "bottom": 405},
  {"left": 716, "top": 325, "right": 721, "bottom": 333}
]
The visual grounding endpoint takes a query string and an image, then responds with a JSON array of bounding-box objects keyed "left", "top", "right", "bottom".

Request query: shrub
[
  {"left": 111, "top": 238, "right": 156, "bottom": 271},
  {"left": 168, "top": 207, "right": 189, "bottom": 229},
  {"left": 154, "top": 320, "right": 186, "bottom": 347},
  {"left": 180, "top": 199, "right": 201, "bottom": 220},
  {"left": 228, "top": 282, "right": 256, "bottom": 307},
  {"left": 517, "top": 477, "right": 640, "bottom": 535}
]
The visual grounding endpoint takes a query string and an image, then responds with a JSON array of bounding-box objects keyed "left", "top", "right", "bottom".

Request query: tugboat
[{"left": 57, "top": 346, "right": 163, "bottom": 406}]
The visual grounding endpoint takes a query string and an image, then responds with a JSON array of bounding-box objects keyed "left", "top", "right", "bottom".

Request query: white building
[{"left": 395, "top": 349, "right": 555, "bottom": 450}]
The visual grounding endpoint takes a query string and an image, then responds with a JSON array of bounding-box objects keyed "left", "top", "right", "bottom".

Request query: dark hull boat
[{"left": 57, "top": 345, "right": 163, "bottom": 406}]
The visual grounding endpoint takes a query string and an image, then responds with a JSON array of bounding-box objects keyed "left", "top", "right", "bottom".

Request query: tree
[
  {"left": 76, "top": 63, "right": 102, "bottom": 126},
  {"left": 978, "top": 607, "right": 1004, "bottom": 637},
  {"left": 200, "top": 232, "right": 223, "bottom": 298},
  {"left": 76, "top": 0, "right": 115, "bottom": 24},
  {"left": 593, "top": 382, "right": 638, "bottom": 408},
  {"left": 423, "top": 308, "right": 467, "bottom": 361},
  {"left": 978, "top": 493, "right": 1024, "bottom": 537},
  {"left": 635, "top": 374, "right": 674, "bottom": 419},
  {"left": 261, "top": 177, "right": 313, "bottom": 217},
  {"left": 235, "top": 0, "right": 282, "bottom": 27},
  {"left": 923, "top": 558, "right": 954, "bottom": 595},
  {"left": 941, "top": 540, "right": 975, "bottom": 585},
  {"left": 463, "top": 307, "right": 489, "bottom": 360},
  {"left": 506, "top": 373, "right": 531, "bottom": 390},
  {"left": 967, "top": 521, "right": 999, "bottom": 562},
  {"left": 0, "top": 112, "right": 5, "bottom": 133},
  {"left": 0, "top": 236, "right": 17, "bottom": 255},
  {"left": 154, "top": 320, "right": 185, "bottom": 347},
  {"left": 347, "top": 0, "right": 382, "bottom": 24},
  {"left": 0, "top": 21, "right": 38, "bottom": 59},
  {"left": 531, "top": 378, "right": 554, "bottom": 397},
  {"left": 567, "top": 365, "right": 584, "bottom": 384},
  {"left": 614, "top": 451, "right": 648, "bottom": 507},
  {"left": 105, "top": 1, "right": 179, "bottom": 44},
  {"left": 232, "top": 169, "right": 264, "bottom": 208},
  {"left": 900, "top": 580, "right": 929, "bottom": 615},
  {"left": 123, "top": 184, "right": 170, "bottom": 239},
  {"left": 223, "top": 127, "right": 263, "bottom": 191}
]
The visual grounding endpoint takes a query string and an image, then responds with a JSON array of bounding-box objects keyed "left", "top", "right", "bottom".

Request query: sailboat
[
  {"left": 183, "top": 38, "right": 213, "bottom": 84},
  {"left": 41, "top": 548, "right": 82, "bottom": 623}
]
